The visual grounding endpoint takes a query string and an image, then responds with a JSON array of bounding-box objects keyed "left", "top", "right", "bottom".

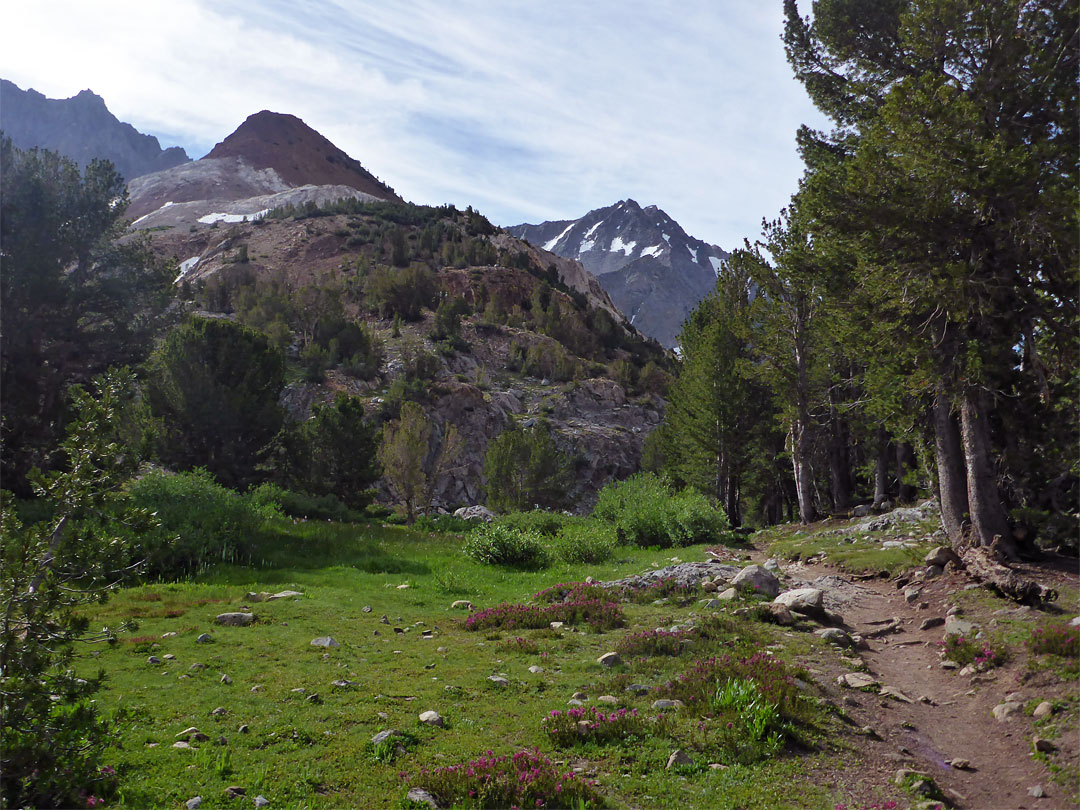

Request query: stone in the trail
[
  {"left": 186, "top": 798, "right": 202, "bottom": 810},
  {"left": 879, "top": 685, "right": 914, "bottom": 703},
  {"left": 254, "top": 797, "right": 269, "bottom": 809},
  {"left": 597, "top": 652, "right": 622, "bottom": 668},
  {"left": 1033, "top": 701, "right": 1054, "bottom": 720},
  {"left": 450, "top": 600, "right": 474, "bottom": 610},
  {"left": 730, "top": 565, "right": 780, "bottom": 598},
  {"left": 948, "top": 759, "right": 971, "bottom": 770},
  {"left": 196, "top": 634, "right": 213, "bottom": 644},
  {"left": 406, "top": 787, "right": 439, "bottom": 809},
  {"left": 816, "top": 628, "right": 853, "bottom": 647},
  {"left": 763, "top": 559, "right": 781, "bottom": 573},
  {"left": 211, "top": 707, "right": 227, "bottom": 716},
  {"left": 148, "top": 656, "right": 162, "bottom": 664},
  {"left": 626, "top": 684, "right": 651, "bottom": 695},
  {"left": 924, "top": 546, "right": 961, "bottom": 567},
  {"left": 310, "top": 636, "right": 339, "bottom": 648},
  {"left": 528, "top": 666, "right": 544, "bottom": 674},
  {"left": 487, "top": 675, "right": 509, "bottom": 687},
  {"left": 215, "top": 613, "right": 254, "bottom": 627},
  {"left": 992, "top": 701, "right": 1022, "bottom": 721},
  {"left": 666, "top": 749, "right": 692, "bottom": 769},
  {"left": 919, "top": 617, "right": 945, "bottom": 631},
  {"left": 652, "top": 699, "right": 684, "bottom": 711},
  {"left": 418, "top": 710, "right": 444, "bottom": 727},
  {"left": 597, "top": 695, "right": 619, "bottom": 704},
  {"left": 173, "top": 741, "right": 192, "bottom": 749},
  {"left": 774, "top": 588, "right": 824, "bottom": 616},
  {"left": 1028, "top": 785, "right": 1045, "bottom": 798},
  {"left": 220, "top": 674, "right": 232, "bottom": 685},
  {"left": 838, "top": 672, "right": 878, "bottom": 689},
  {"left": 1033, "top": 737, "right": 1057, "bottom": 753},
  {"left": 572, "top": 691, "right": 588, "bottom": 700},
  {"left": 224, "top": 786, "right": 245, "bottom": 798},
  {"left": 944, "top": 615, "right": 977, "bottom": 637},
  {"left": 903, "top": 586, "right": 922, "bottom": 604},
  {"left": 371, "top": 729, "right": 403, "bottom": 746}
]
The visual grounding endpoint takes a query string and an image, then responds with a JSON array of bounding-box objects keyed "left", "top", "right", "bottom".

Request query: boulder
[
  {"left": 406, "top": 788, "right": 439, "bottom": 809},
  {"left": 924, "top": 546, "right": 961, "bottom": 568},
  {"left": 310, "top": 636, "right": 340, "bottom": 648},
  {"left": 730, "top": 565, "right": 780, "bottom": 598},
  {"left": 944, "top": 616, "right": 977, "bottom": 637},
  {"left": 992, "top": 701, "right": 1022, "bottom": 722},
  {"left": 597, "top": 652, "right": 622, "bottom": 668},
  {"left": 215, "top": 613, "right": 254, "bottom": 627},
  {"left": 418, "top": 710, "right": 444, "bottom": 728},
  {"left": 666, "top": 749, "right": 693, "bottom": 769},
  {"left": 453, "top": 505, "right": 495, "bottom": 523},
  {"left": 774, "top": 588, "right": 825, "bottom": 616},
  {"left": 651, "top": 699, "right": 684, "bottom": 711},
  {"left": 837, "top": 672, "right": 878, "bottom": 689}
]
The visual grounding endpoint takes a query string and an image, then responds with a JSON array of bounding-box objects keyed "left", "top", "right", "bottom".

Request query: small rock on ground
[
  {"left": 418, "top": 710, "right": 444, "bottom": 727},
  {"left": 186, "top": 799, "right": 202, "bottom": 810},
  {"left": 215, "top": 613, "right": 254, "bottom": 627},
  {"left": 406, "top": 787, "right": 439, "bottom": 809},
  {"left": 992, "top": 701, "right": 1022, "bottom": 721},
  {"left": 1033, "top": 701, "right": 1054, "bottom": 720},
  {"left": 597, "top": 652, "right": 622, "bottom": 668},
  {"left": 666, "top": 749, "right": 693, "bottom": 769},
  {"left": 310, "top": 636, "right": 339, "bottom": 648},
  {"left": 652, "top": 699, "right": 684, "bottom": 711},
  {"left": 254, "top": 797, "right": 269, "bottom": 808},
  {"left": 196, "top": 634, "right": 213, "bottom": 644}
]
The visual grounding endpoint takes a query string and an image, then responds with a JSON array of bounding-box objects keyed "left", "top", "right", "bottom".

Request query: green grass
[
  {"left": 757, "top": 518, "right": 937, "bottom": 575},
  {"left": 78, "top": 518, "right": 853, "bottom": 808}
]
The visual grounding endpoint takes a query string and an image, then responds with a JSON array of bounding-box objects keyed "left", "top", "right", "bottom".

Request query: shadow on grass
[{"left": 244, "top": 518, "right": 433, "bottom": 576}]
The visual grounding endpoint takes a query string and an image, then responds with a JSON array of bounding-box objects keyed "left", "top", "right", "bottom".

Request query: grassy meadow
[{"left": 76, "top": 517, "right": 860, "bottom": 810}]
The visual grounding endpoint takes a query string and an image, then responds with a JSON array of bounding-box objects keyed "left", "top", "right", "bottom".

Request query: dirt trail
[{"left": 775, "top": 557, "right": 1076, "bottom": 810}]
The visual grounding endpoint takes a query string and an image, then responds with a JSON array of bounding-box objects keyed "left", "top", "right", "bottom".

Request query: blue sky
[{"left": 1, "top": 1, "right": 827, "bottom": 249}]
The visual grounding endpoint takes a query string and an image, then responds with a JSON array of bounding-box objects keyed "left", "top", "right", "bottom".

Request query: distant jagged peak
[{"left": 204, "top": 110, "right": 399, "bottom": 201}]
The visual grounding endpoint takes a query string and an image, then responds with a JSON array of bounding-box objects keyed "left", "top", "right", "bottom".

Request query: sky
[{"left": 1, "top": 1, "right": 829, "bottom": 250}]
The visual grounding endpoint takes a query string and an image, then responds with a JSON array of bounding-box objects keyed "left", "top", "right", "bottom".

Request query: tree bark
[
  {"left": 932, "top": 393, "right": 968, "bottom": 545},
  {"left": 828, "top": 408, "right": 852, "bottom": 512},
  {"left": 960, "top": 388, "right": 1017, "bottom": 558},
  {"left": 896, "top": 442, "right": 917, "bottom": 503},
  {"left": 790, "top": 422, "right": 816, "bottom": 523},
  {"left": 873, "top": 427, "right": 891, "bottom": 508},
  {"left": 959, "top": 545, "right": 1056, "bottom": 604}
]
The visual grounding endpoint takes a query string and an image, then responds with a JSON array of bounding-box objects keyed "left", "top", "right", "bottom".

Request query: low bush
[
  {"left": 463, "top": 523, "right": 550, "bottom": 569},
  {"left": 249, "top": 483, "right": 358, "bottom": 522},
  {"left": 126, "top": 469, "right": 276, "bottom": 577},
  {"left": 533, "top": 581, "right": 609, "bottom": 604},
  {"left": 465, "top": 598, "right": 625, "bottom": 633},
  {"left": 592, "top": 473, "right": 730, "bottom": 548},
  {"left": 554, "top": 520, "right": 618, "bottom": 564},
  {"left": 496, "top": 510, "right": 569, "bottom": 537},
  {"left": 707, "top": 677, "right": 790, "bottom": 764},
  {"left": 413, "top": 514, "right": 475, "bottom": 534},
  {"left": 495, "top": 636, "right": 541, "bottom": 655},
  {"left": 615, "top": 628, "right": 688, "bottom": 657},
  {"left": 542, "top": 706, "right": 651, "bottom": 747},
  {"left": 403, "top": 748, "right": 602, "bottom": 809},
  {"left": 1027, "top": 623, "right": 1080, "bottom": 658},
  {"left": 939, "top": 635, "right": 1007, "bottom": 668}
]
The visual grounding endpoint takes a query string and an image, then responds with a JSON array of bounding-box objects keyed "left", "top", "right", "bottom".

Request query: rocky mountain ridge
[
  {"left": 509, "top": 200, "right": 729, "bottom": 347},
  {"left": 0, "top": 79, "right": 190, "bottom": 182}
]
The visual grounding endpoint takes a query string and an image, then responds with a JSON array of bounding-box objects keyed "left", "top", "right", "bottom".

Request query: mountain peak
[{"left": 204, "top": 110, "right": 399, "bottom": 200}]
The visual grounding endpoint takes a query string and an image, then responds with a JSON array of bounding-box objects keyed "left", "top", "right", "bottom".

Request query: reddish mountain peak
[{"left": 204, "top": 110, "right": 399, "bottom": 201}]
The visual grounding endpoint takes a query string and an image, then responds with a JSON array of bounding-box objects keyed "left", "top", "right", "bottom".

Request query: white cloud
[{"left": 0, "top": 0, "right": 828, "bottom": 249}]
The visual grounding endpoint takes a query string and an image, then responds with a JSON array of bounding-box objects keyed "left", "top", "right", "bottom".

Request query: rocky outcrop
[{"left": 1, "top": 79, "right": 190, "bottom": 182}]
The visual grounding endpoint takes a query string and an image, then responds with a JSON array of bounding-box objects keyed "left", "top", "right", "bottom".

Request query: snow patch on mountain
[
  {"left": 610, "top": 236, "right": 636, "bottom": 255},
  {"left": 543, "top": 222, "right": 574, "bottom": 251},
  {"left": 198, "top": 209, "right": 270, "bottom": 225},
  {"left": 640, "top": 244, "right": 663, "bottom": 258}
]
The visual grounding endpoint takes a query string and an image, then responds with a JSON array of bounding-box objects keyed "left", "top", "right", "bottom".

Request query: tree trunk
[
  {"left": 932, "top": 393, "right": 968, "bottom": 545},
  {"left": 959, "top": 545, "right": 1056, "bottom": 604},
  {"left": 960, "top": 388, "right": 1017, "bottom": 558},
  {"left": 829, "top": 409, "right": 852, "bottom": 512},
  {"left": 790, "top": 422, "right": 816, "bottom": 523},
  {"left": 873, "top": 427, "right": 890, "bottom": 508},
  {"left": 896, "top": 442, "right": 917, "bottom": 503}
]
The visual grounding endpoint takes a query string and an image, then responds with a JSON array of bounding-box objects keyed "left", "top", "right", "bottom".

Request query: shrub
[
  {"left": 593, "top": 473, "right": 730, "bottom": 548},
  {"left": 413, "top": 514, "right": 475, "bottom": 534},
  {"left": 126, "top": 469, "right": 276, "bottom": 577},
  {"left": 554, "top": 520, "right": 617, "bottom": 564},
  {"left": 543, "top": 706, "right": 651, "bottom": 747},
  {"left": 248, "top": 483, "right": 357, "bottom": 522},
  {"left": 615, "top": 629, "right": 688, "bottom": 657},
  {"left": 533, "top": 581, "right": 610, "bottom": 604},
  {"left": 484, "top": 423, "right": 572, "bottom": 512},
  {"left": 495, "top": 636, "right": 540, "bottom": 655},
  {"left": 463, "top": 523, "right": 550, "bottom": 569},
  {"left": 707, "top": 677, "right": 789, "bottom": 764},
  {"left": 939, "top": 635, "right": 1007, "bottom": 668},
  {"left": 403, "top": 748, "right": 602, "bottom": 809},
  {"left": 1027, "top": 623, "right": 1080, "bottom": 658},
  {"left": 465, "top": 599, "right": 624, "bottom": 633},
  {"left": 497, "top": 510, "right": 569, "bottom": 537}
]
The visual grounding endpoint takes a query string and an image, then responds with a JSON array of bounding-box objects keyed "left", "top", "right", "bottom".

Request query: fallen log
[{"left": 958, "top": 544, "right": 1057, "bottom": 605}]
